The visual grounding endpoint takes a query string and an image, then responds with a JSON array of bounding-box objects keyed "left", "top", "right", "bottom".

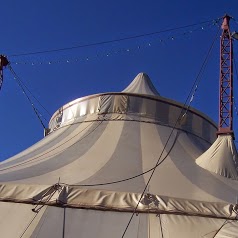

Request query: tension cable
[{"left": 8, "top": 65, "right": 48, "bottom": 129}]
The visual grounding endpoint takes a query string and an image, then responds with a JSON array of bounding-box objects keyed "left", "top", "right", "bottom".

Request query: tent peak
[
  {"left": 122, "top": 72, "right": 160, "bottom": 96},
  {"left": 196, "top": 135, "right": 238, "bottom": 180},
  {"left": 135, "top": 72, "right": 149, "bottom": 78}
]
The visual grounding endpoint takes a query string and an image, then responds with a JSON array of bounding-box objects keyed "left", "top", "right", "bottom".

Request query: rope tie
[
  {"left": 32, "top": 183, "right": 63, "bottom": 213},
  {"left": 232, "top": 203, "right": 238, "bottom": 219}
]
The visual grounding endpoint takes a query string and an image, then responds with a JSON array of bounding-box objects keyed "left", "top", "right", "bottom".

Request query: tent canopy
[{"left": 0, "top": 73, "right": 238, "bottom": 238}]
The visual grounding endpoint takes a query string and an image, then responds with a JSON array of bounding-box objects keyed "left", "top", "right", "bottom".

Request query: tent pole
[{"left": 0, "top": 55, "right": 9, "bottom": 91}]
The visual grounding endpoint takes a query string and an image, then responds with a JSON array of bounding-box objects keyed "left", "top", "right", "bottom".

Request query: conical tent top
[
  {"left": 196, "top": 135, "right": 238, "bottom": 180},
  {"left": 122, "top": 72, "right": 160, "bottom": 96}
]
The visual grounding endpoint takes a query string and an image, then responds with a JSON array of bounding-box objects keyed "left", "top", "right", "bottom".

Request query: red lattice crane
[
  {"left": 0, "top": 55, "right": 9, "bottom": 91},
  {"left": 217, "top": 15, "right": 235, "bottom": 138}
]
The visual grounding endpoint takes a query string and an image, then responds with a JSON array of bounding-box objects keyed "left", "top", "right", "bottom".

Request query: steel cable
[
  {"left": 8, "top": 65, "right": 47, "bottom": 129},
  {"left": 9, "top": 19, "right": 220, "bottom": 57}
]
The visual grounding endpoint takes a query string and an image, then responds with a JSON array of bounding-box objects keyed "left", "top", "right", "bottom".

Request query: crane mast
[{"left": 217, "top": 15, "right": 234, "bottom": 138}]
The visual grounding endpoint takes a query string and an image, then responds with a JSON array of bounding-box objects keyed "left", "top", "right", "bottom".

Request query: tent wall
[
  {"left": 0, "top": 203, "right": 237, "bottom": 238},
  {"left": 48, "top": 93, "right": 217, "bottom": 143}
]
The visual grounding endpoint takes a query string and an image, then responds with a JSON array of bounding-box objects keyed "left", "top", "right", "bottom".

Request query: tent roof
[{"left": 0, "top": 72, "right": 236, "bottom": 203}]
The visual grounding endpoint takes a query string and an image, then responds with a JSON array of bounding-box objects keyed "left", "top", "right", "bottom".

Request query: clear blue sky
[{"left": 1, "top": 0, "right": 238, "bottom": 160}]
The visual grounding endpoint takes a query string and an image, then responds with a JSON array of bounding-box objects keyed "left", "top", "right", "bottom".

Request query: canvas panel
[
  {"left": 18, "top": 120, "right": 125, "bottom": 184},
  {"left": 78, "top": 121, "right": 146, "bottom": 193},
  {"left": 0, "top": 124, "right": 74, "bottom": 168},
  {"left": 31, "top": 207, "right": 147, "bottom": 238},
  {"left": 159, "top": 214, "right": 238, "bottom": 238},
  {"left": 156, "top": 124, "right": 238, "bottom": 203},
  {"left": 0, "top": 121, "right": 108, "bottom": 182},
  {"left": 140, "top": 123, "right": 221, "bottom": 202},
  {"left": 98, "top": 95, "right": 114, "bottom": 114},
  {"left": 113, "top": 95, "right": 128, "bottom": 113},
  {"left": 0, "top": 121, "right": 94, "bottom": 172},
  {"left": 0, "top": 202, "right": 46, "bottom": 238},
  {"left": 64, "top": 209, "right": 146, "bottom": 238}
]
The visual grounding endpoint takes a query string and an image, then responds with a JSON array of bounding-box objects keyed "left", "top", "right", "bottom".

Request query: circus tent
[{"left": 0, "top": 73, "right": 238, "bottom": 238}]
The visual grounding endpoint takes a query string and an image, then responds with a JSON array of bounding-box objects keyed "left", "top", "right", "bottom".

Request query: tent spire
[
  {"left": 122, "top": 72, "right": 160, "bottom": 96},
  {"left": 217, "top": 15, "right": 234, "bottom": 138}
]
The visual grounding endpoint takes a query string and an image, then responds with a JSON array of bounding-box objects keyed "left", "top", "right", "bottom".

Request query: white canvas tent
[{"left": 0, "top": 73, "right": 238, "bottom": 237}]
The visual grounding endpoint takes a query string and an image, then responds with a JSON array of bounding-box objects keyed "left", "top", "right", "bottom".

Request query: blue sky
[{"left": 1, "top": 0, "right": 238, "bottom": 160}]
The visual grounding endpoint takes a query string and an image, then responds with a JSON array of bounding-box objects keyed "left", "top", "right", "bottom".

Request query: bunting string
[{"left": 9, "top": 20, "right": 220, "bottom": 66}]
